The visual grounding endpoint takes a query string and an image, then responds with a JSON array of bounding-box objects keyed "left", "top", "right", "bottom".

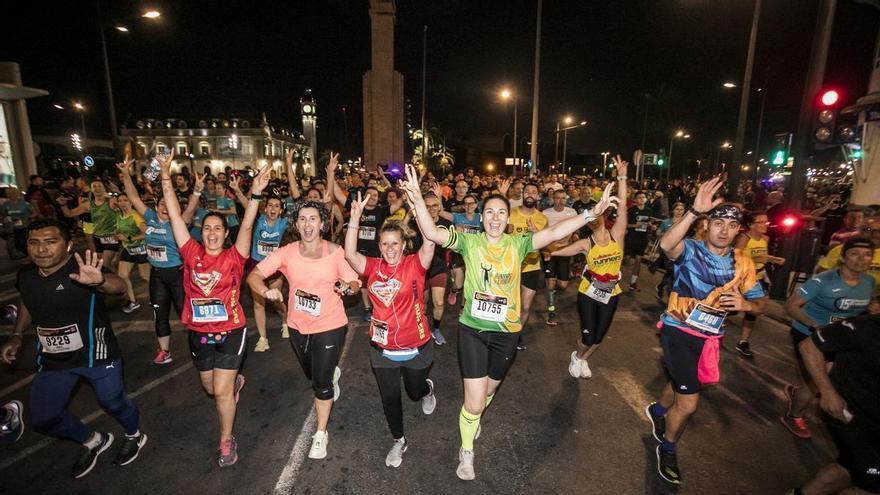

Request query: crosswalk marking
[{"left": 604, "top": 368, "right": 653, "bottom": 421}]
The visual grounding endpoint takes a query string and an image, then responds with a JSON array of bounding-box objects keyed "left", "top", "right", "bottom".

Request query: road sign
[
  {"left": 504, "top": 158, "right": 523, "bottom": 166},
  {"left": 643, "top": 153, "right": 658, "bottom": 165},
  {"left": 83, "top": 155, "right": 95, "bottom": 168}
]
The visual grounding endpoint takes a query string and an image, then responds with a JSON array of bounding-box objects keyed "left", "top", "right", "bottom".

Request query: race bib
[
  {"left": 126, "top": 244, "right": 146, "bottom": 255},
  {"left": 471, "top": 291, "right": 508, "bottom": 322},
  {"left": 635, "top": 216, "right": 649, "bottom": 232},
  {"left": 358, "top": 226, "right": 376, "bottom": 241},
  {"left": 460, "top": 225, "right": 481, "bottom": 234},
  {"left": 99, "top": 236, "right": 119, "bottom": 245},
  {"left": 37, "top": 324, "right": 84, "bottom": 354},
  {"left": 147, "top": 245, "right": 168, "bottom": 262},
  {"left": 585, "top": 283, "right": 612, "bottom": 304},
  {"left": 257, "top": 240, "right": 278, "bottom": 257},
  {"left": 190, "top": 298, "right": 229, "bottom": 323},
  {"left": 371, "top": 319, "right": 389, "bottom": 346},
  {"left": 294, "top": 289, "right": 321, "bottom": 316},
  {"left": 685, "top": 303, "right": 727, "bottom": 334}
]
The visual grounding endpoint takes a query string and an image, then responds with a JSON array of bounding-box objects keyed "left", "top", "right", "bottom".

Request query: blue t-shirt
[
  {"left": 793, "top": 269, "right": 874, "bottom": 335},
  {"left": 216, "top": 196, "right": 239, "bottom": 227},
  {"left": 250, "top": 215, "right": 288, "bottom": 261},
  {"left": 452, "top": 212, "right": 483, "bottom": 234},
  {"left": 189, "top": 208, "right": 208, "bottom": 243},
  {"left": 144, "top": 209, "right": 182, "bottom": 268}
]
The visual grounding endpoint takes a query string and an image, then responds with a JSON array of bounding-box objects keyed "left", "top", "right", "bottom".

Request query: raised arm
[
  {"left": 609, "top": 156, "right": 629, "bottom": 242},
  {"left": 399, "top": 164, "right": 450, "bottom": 246},
  {"left": 550, "top": 237, "right": 590, "bottom": 257},
  {"left": 285, "top": 148, "right": 302, "bottom": 200},
  {"left": 324, "top": 152, "right": 339, "bottom": 208},
  {"left": 116, "top": 157, "right": 148, "bottom": 216},
  {"left": 660, "top": 176, "right": 723, "bottom": 260},
  {"left": 532, "top": 183, "right": 616, "bottom": 251},
  {"left": 344, "top": 191, "right": 370, "bottom": 274},
  {"left": 181, "top": 172, "right": 205, "bottom": 224},
  {"left": 228, "top": 175, "right": 249, "bottom": 206},
  {"left": 234, "top": 164, "right": 271, "bottom": 257},
  {"left": 157, "top": 152, "right": 192, "bottom": 248}
]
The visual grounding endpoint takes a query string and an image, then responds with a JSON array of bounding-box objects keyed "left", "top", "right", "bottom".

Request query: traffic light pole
[{"left": 770, "top": 0, "right": 837, "bottom": 300}]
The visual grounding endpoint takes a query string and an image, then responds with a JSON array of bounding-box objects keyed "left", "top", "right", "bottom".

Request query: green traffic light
[
  {"left": 772, "top": 150, "right": 785, "bottom": 166},
  {"left": 852, "top": 150, "right": 863, "bottom": 159},
  {"left": 658, "top": 158, "right": 665, "bottom": 166}
]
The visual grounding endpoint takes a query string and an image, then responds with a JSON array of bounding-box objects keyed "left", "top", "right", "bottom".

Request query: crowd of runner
[{"left": 0, "top": 151, "right": 878, "bottom": 493}]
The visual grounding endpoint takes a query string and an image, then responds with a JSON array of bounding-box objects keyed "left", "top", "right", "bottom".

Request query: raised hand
[
  {"left": 430, "top": 181, "right": 443, "bottom": 200},
  {"left": 116, "top": 157, "right": 134, "bottom": 176},
  {"left": 591, "top": 182, "right": 620, "bottom": 217},
  {"left": 156, "top": 150, "right": 175, "bottom": 175},
  {"left": 350, "top": 191, "right": 369, "bottom": 222},
  {"left": 692, "top": 176, "right": 725, "bottom": 214},
  {"left": 612, "top": 154, "right": 628, "bottom": 176},
  {"left": 285, "top": 148, "right": 296, "bottom": 170},
  {"left": 499, "top": 177, "right": 512, "bottom": 196},
  {"left": 250, "top": 163, "right": 272, "bottom": 195},
  {"left": 398, "top": 164, "right": 424, "bottom": 204},
  {"left": 229, "top": 175, "right": 242, "bottom": 192},
  {"left": 194, "top": 172, "right": 206, "bottom": 193},
  {"left": 328, "top": 152, "right": 340, "bottom": 175},
  {"left": 69, "top": 250, "right": 105, "bottom": 286}
]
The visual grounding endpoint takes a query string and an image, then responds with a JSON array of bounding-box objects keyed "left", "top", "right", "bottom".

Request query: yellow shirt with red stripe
[
  {"left": 508, "top": 207, "right": 548, "bottom": 272},
  {"left": 578, "top": 236, "right": 624, "bottom": 297}
]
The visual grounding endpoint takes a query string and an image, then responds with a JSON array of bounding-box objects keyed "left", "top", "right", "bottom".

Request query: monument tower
[
  {"left": 363, "top": 0, "right": 404, "bottom": 171},
  {"left": 300, "top": 89, "right": 317, "bottom": 177}
]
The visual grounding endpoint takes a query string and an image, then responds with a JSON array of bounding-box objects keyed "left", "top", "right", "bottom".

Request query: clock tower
[{"left": 300, "top": 89, "right": 317, "bottom": 177}]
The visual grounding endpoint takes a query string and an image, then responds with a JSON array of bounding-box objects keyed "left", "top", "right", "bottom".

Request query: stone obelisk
[{"left": 363, "top": 0, "right": 404, "bottom": 171}]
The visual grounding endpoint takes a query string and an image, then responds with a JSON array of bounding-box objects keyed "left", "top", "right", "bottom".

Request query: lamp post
[
  {"left": 553, "top": 118, "right": 588, "bottom": 177},
  {"left": 667, "top": 130, "right": 690, "bottom": 181},
  {"left": 73, "top": 102, "right": 87, "bottom": 142},
  {"left": 716, "top": 141, "right": 732, "bottom": 174},
  {"left": 99, "top": 9, "right": 161, "bottom": 157},
  {"left": 500, "top": 89, "right": 517, "bottom": 174},
  {"left": 601, "top": 151, "right": 611, "bottom": 179}
]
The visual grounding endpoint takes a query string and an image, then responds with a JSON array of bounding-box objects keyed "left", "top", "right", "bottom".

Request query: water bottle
[{"left": 144, "top": 147, "right": 167, "bottom": 181}]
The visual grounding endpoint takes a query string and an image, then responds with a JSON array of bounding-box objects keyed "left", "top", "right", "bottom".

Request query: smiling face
[
  {"left": 201, "top": 215, "right": 228, "bottom": 252},
  {"left": 378, "top": 229, "right": 405, "bottom": 266},
  {"left": 27, "top": 226, "right": 71, "bottom": 270},
  {"left": 117, "top": 194, "right": 131, "bottom": 212},
  {"left": 296, "top": 206, "right": 323, "bottom": 242},
  {"left": 265, "top": 198, "right": 282, "bottom": 220},
  {"left": 464, "top": 196, "right": 478, "bottom": 214},
  {"left": 365, "top": 187, "right": 379, "bottom": 208},
  {"left": 424, "top": 195, "right": 442, "bottom": 222},
  {"left": 482, "top": 197, "right": 509, "bottom": 238}
]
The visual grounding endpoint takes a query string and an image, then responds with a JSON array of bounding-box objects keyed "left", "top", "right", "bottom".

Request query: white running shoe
[
  {"left": 580, "top": 358, "right": 592, "bottom": 379},
  {"left": 308, "top": 430, "right": 328, "bottom": 459},
  {"left": 281, "top": 324, "right": 289, "bottom": 339},
  {"left": 122, "top": 301, "right": 140, "bottom": 314},
  {"left": 253, "top": 337, "right": 270, "bottom": 352},
  {"left": 421, "top": 379, "right": 437, "bottom": 415},
  {"left": 332, "top": 367, "right": 342, "bottom": 402},
  {"left": 568, "top": 351, "right": 582, "bottom": 378},
  {"left": 456, "top": 448, "right": 475, "bottom": 480},
  {"left": 385, "top": 437, "right": 407, "bottom": 468}
]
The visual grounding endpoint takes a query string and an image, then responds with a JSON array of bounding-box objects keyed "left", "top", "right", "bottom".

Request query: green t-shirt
[
  {"left": 444, "top": 227, "right": 534, "bottom": 333},
  {"left": 91, "top": 200, "right": 118, "bottom": 237},
  {"left": 116, "top": 211, "right": 145, "bottom": 249}
]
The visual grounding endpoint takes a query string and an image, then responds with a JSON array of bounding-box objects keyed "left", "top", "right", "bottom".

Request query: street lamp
[
  {"left": 554, "top": 117, "right": 587, "bottom": 176},
  {"left": 667, "top": 129, "right": 691, "bottom": 180},
  {"left": 499, "top": 88, "right": 518, "bottom": 174},
  {"left": 723, "top": 81, "right": 737, "bottom": 89},
  {"left": 99, "top": 8, "right": 162, "bottom": 157},
  {"left": 600, "top": 151, "right": 611, "bottom": 179},
  {"left": 716, "top": 141, "right": 732, "bottom": 173}
]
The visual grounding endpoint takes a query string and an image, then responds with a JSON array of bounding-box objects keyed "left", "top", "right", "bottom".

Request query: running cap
[
  {"left": 708, "top": 203, "right": 742, "bottom": 222},
  {"left": 842, "top": 236, "right": 875, "bottom": 254}
]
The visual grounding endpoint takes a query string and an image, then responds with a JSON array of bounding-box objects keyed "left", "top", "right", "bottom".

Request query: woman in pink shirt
[{"left": 247, "top": 200, "right": 360, "bottom": 461}]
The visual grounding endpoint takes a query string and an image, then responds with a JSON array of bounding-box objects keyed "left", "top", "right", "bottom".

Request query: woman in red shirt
[
  {"left": 343, "top": 191, "right": 438, "bottom": 469},
  {"left": 158, "top": 153, "right": 270, "bottom": 468}
]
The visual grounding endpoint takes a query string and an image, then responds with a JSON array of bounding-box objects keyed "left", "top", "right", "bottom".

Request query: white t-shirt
[{"left": 542, "top": 206, "right": 578, "bottom": 226}]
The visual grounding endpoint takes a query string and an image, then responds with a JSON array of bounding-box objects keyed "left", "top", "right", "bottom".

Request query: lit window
[
  {"left": 176, "top": 142, "right": 188, "bottom": 157},
  {"left": 199, "top": 141, "right": 211, "bottom": 155}
]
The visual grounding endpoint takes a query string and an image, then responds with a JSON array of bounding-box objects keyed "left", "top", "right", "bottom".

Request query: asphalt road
[{"left": 0, "top": 258, "right": 836, "bottom": 494}]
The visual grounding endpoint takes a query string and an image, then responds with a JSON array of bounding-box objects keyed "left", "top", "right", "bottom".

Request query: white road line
[
  {"left": 604, "top": 368, "right": 653, "bottom": 421},
  {"left": 273, "top": 325, "right": 357, "bottom": 494}
]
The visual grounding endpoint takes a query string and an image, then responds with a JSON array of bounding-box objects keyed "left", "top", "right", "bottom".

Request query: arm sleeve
[
  {"left": 797, "top": 276, "right": 824, "bottom": 303},
  {"left": 255, "top": 245, "right": 286, "bottom": 278}
]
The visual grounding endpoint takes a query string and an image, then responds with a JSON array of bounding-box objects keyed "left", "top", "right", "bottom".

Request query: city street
[{"left": 0, "top": 264, "right": 835, "bottom": 494}]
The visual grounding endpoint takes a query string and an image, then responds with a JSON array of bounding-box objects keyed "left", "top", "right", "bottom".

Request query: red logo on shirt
[
  {"left": 192, "top": 270, "right": 221, "bottom": 296},
  {"left": 370, "top": 278, "right": 401, "bottom": 307}
]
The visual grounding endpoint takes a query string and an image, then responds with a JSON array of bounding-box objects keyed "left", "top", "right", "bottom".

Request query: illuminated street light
[
  {"left": 500, "top": 89, "right": 512, "bottom": 100},
  {"left": 723, "top": 82, "right": 737, "bottom": 89},
  {"left": 115, "top": 26, "right": 129, "bottom": 32},
  {"left": 579, "top": 121, "right": 587, "bottom": 126},
  {"left": 675, "top": 130, "right": 685, "bottom": 138},
  {"left": 722, "top": 141, "right": 732, "bottom": 149},
  {"left": 498, "top": 88, "right": 518, "bottom": 172},
  {"left": 74, "top": 102, "right": 85, "bottom": 111},
  {"left": 142, "top": 10, "right": 161, "bottom": 18},
  {"left": 564, "top": 116, "right": 574, "bottom": 125},
  {"left": 486, "top": 162, "right": 495, "bottom": 172},
  {"left": 667, "top": 129, "right": 691, "bottom": 180},
  {"left": 53, "top": 104, "right": 64, "bottom": 110}
]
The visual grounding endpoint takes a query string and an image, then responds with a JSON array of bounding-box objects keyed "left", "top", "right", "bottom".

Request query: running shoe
[
  {"left": 122, "top": 301, "right": 141, "bottom": 314},
  {"left": 655, "top": 445, "right": 682, "bottom": 485},
  {"left": 73, "top": 432, "right": 114, "bottom": 479},
  {"left": 114, "top": 432, "right": 148, "bottom": 466},
  {"left": 645, "top": 402, "right": 667, "bottom": 443},
  {"left": 281, "top": 324, "right": 289, "bottom": 339},
  {"left": 234, "top": 374, "right": 246, "bottom": 405},
  {"left": 456, "top": 448, "right": 475, "bottom": 481},
  {"left": 546, "top": 312, "right": 559, "bottom": 326},
  {"left": 0, "top": 400, "right": 24, "bottom": 445},
  {"left": 432, "top": 327, "right": 446, "bottom": 346},
  {"left": 422, "top": 379, "right": 437, "bottom": 415},
  {"left": 516, "top": 336, "right": 527, "bottom": 352},
  {"left": 735, "top": 340, "right": 754, "bottom": 358},
  {"left": 152, "top": 349, "right": 172, "bottom": 365},
  {"left": 568, "top": 351, "right": 582, "bottom": 379},
  {"left": 362, "top": 308, "right": 373, "bottom": 322},
  {"left": 385, "top": 437, "right": 407, "bottom": 468},
  {"left": 580, "top": 358, "right": 592, "bottom": 379},
  {"left": 218, "top": 436, "right": 238, "bottom": 467},
  {"left": 447, "top": 290, "right": 458, "bottom": 306},
  {"left": 780, "top": 415, "right": 812, "bottom": 439},
  {"left": 254, "top": 337, "right": 270, "bottom": 352},
  {"left": 308, "top": 430, "right": 328, "bottom": 460},
  {"left": 332, "top": 367, "right": 342, "bottom": 402}
]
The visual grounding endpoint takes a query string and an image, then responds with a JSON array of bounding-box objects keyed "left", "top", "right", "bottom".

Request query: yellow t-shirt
[
  {"left": 578, "top": 236, "right": 624, "bottom": 296},
  {"left": 743, "top": 234, "right": 769, "bottom": 273},
  {"left": 818, "top": 245, "right": 880, "bottom": 291},
  {"left": 508, "top": 207, "right": 547, "bottom": 272}
]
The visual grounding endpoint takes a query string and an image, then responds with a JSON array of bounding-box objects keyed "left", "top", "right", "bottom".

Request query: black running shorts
[
  {"left": 659, "top": 324, "right": 704, "bottom": 395},
  {"left": 188, "top": 327, "right": 247, "bottom": 372},
  {"left": 457, "top": 323, "right": 518, "bottom": 381}
]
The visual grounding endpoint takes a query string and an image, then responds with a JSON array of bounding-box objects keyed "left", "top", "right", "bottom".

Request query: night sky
[{"left": 7, "top": 0, "right": 879, "bottom": 166}]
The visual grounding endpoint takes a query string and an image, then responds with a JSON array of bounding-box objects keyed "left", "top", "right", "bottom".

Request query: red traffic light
[{"left": 820, "top": 89, "right": 840, "bottom": 107}]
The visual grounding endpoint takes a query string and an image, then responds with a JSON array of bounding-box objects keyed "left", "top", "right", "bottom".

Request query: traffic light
[
  {"left": 812, "top": 88, "right": 840, "bottom": 145},
  {"left": 771, "top": 133, "right": 792, "bottom": 167},
  {"left": 657, "top": 157, "right": 665, "bottom": 166}
]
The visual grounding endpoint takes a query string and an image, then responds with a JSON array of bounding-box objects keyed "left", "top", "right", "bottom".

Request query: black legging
[
  {"left": 289, "top": 326, "right": 347, "bottom": 400},
  {"left": 576, "top": 292, "right": 621, "bottom": 347},
  {"left": 372, "top": 365, "right": 430, "bottom": 439},
  {"left": 149, "top": 265, "right": 185, "bottom": 338}
]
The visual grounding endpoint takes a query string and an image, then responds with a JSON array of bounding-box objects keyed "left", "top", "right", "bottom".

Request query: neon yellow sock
[
  {"left": 459, "top": 406, "right": 481, "bottom": 450},
  {"left": 485, "top": 394, "right": 495, "bottom": 408}
]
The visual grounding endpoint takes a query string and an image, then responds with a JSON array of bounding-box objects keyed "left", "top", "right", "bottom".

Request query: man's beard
[{"left": 523, "top": 197, "right": 536, "bottom": 208}]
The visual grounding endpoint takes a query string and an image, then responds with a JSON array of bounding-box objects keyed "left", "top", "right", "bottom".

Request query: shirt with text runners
[
  {"left": 180, "top": 238, "right": 247, "bottom": 333},
  {"left": 255, "top": 240, "right": 358, "bottom": 335},
  {"left": 508, "top": 207, "right": 548, "bottom": 273},
  {"left": 661, "top": 239, "right": 765, "bottom": 336},
  {"left": 363, "top": 254, "right": 430, "bottom": 350},
  {"left": 443, "top": 227, "right": 535, "bottom": 333},
  {"left": 791, "top": 269, "right": 874, "bottom": 336},
  {"left": 250, "top": 215, "right": 288, "bottom": 261},
  {"left": 16, "top": 257, "right": 121, "bottom": 371}
]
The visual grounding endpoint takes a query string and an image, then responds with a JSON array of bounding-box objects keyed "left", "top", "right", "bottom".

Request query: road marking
[
  {"left": 604, "top": 368, "right": 653, "bottom": 421},
  {"left": 273, "top": 325, "right": 357, "bottom": 494},
  {"left": 714, "top": 385, "right": 773, "bottom": 426}
]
